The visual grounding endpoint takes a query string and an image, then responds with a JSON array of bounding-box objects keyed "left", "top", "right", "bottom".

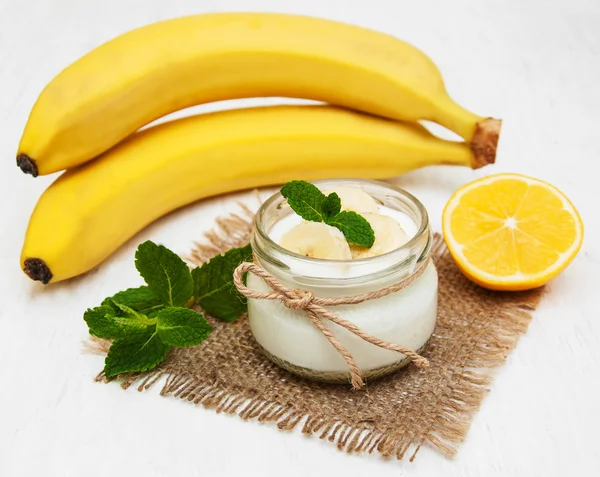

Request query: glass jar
[{"left": 247, "top": 179, "right": 437, "bottom": 383}]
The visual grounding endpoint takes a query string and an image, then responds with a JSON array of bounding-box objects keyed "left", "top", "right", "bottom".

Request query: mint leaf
[
  {"left": 156, "top": 307, "right": 212, "bottom": 347},
  {"left": 84, "top": 305, "right": 149, "bottom": 339},
  {"left": 192, "top": 244, "right": 252, "bottom": 322},
  {"left": 197, "top": 283, "right": 247, "bottom": 322},
  {"left": 102, "top": 286, "right": 164, "bottom": 317},
  {"left": 111, "top": 302, "right": 148, "bottom": 320},
  {"left": 327, "top": 211, "right": 375, "bottom": 248},
  {"left": 281, "top": 180, "right": 327, "bottom": 222},
  {"left": 104, "top": 327, "right": 170, "bottom": 378},
  {"left": 84, "top": 305, "right": 122, "bottom": 339},
  {"left": 135, "top": 241, "right": 193, "bottom": 307},
  {"left": 322, "top": 192, "right": 341, "bottom": 220}
]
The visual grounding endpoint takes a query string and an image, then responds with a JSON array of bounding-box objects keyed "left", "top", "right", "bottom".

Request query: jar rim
[{"left": 254, "top": 179, "right": 431, "bottom": 273}]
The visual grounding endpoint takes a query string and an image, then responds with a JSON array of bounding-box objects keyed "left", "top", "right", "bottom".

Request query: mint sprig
[
  {"left": 104, "top": 328, "right": 171, "bottom": 378},
  {"left": 101, "top": 286, "right": 164, "bottom": 317},
  {"left": 85, "top": 240, "right": 252, "bottom": 378},
  {"left": 135, "top": 241, "right": 194, "bottom": 307},
  {"left": 280, "top": 181, "right": 329, "bottom": 222},
  {"left": 84, "top": 305, "right": 149, "bottom": 339},
  {"left": 281, "top": 180, "right": 375, "bottom": 248},
  {"left": 326, "top": 211, "right": 375, "bottom": 247},
  {"left": 156, "top": 307, "right": 213, "bottom": 347},
  {"left": 191, "top": 244, "right": 253, "bottom": 322}
]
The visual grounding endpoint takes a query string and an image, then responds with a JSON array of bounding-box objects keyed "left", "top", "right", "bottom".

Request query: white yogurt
[
  {"left": 247, "top": 180, "right": 438, "bottom": 380},
  {"left": 247, "top": 262, "right": 437, "bottom": 374}
]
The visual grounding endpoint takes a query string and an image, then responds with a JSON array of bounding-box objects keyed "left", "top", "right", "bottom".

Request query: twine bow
[{"left": 233, "top": 258, "right": 431, "bottom": 390}]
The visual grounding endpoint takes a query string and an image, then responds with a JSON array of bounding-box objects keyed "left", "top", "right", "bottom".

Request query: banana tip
[
  {"left": 23, "top": 258, "right": 53, "bottom": 284},
  {"left": 471, "top": 118, "right": 502, "bottom": 169},
  {"left": 17, "top": 154, "right": 39, "bottom": 177}
]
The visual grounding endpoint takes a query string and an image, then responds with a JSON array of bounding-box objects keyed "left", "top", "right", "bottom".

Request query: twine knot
[
  {"left": 233, "top": 259, "right": 431, "bottom": 390},
  {"left": 285, "top": 290, "right": 316, "bottom": 310}
]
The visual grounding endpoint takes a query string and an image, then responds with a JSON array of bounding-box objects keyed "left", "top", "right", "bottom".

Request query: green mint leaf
[
  {"left": 104, "top": 327, "right": 170, "bottom": 378},
  {"left": 192, "top": 244, "right": 252, "bottom": 322},
  {"left": 101, "top": 286, "right": 164, "bottom": 317},
  {"left": 322, "top": 192, "right": 341, "bottom": 220},
  {"left": 135, "top": 241, "right": 193, "bottom": 307},
  {"left": 111, "top": 302, "right": 147, "bottom": 320},
  {"left": 84, "top": 305, "right": 122, "bottom": 339},
  {"left": 280, "top": 180, "right": 327, "bottom": 222},
  {"left": 198, "top": 283, "right": 247, "bottom": 322},
  {"left": 84, "top": 305, "right": 149, "bottom": 340},
  {"left": 326, "top": 211, "right": 375, "bottom": 248},
  {"left": 156, "top": 307, "right": 212, "bottom": 347}
]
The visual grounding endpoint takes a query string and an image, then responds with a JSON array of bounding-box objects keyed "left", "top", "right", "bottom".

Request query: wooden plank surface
[{"left": 0, "top": 1, "right": 598, "bottom": 475}]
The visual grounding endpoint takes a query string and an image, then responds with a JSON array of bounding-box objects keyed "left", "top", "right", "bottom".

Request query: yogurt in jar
[{"left": 247, "top": 179, "right": 437, "bottom": 381}]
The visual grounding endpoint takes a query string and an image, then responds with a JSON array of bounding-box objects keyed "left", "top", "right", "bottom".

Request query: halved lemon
[{"left": 442, "top": 173, "right": 583, "bottom": 291}]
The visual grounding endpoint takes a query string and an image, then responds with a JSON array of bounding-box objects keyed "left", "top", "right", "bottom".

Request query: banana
[
  {"left": 17, "top": 12, "right": 501, "bottom": 177},
  {"left": 323, "top": 186, "right": 380, "bottom": 214},
  {"left": 350, "top": 213, "right": 409, "bottom": 259},
  {"left": 21, "top": 105, "right": 477, "bottom": 284},
  {"left": 280, "top": 222, "right": 352, "bottom": 260}
]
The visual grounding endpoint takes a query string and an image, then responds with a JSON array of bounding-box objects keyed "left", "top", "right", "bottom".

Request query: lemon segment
[{"left": 442, "top": 173, "right": 583, "bottom": 290}]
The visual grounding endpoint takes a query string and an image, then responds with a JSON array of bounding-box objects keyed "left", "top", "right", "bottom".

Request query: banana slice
[
  {"left": 323, "top": 186, "right": 379, "bottom": 214},
  {"left": 280, "top": 222, "right": 352, "bottom": 260},
  {"left": 351, "top": 213, "right": 409, "bottom": 259}
]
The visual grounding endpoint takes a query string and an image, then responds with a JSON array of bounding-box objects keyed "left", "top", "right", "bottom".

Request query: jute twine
[
  {"left": 92, "top": 205, "right": 544, "bottom": 461},
  {"left": 232, "top": 259, "right": 430, "bottom": 390}
]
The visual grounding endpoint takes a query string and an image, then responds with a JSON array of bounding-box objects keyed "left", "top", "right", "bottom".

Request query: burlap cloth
[{"left": 94, "top": 209, "right": 543, "bottom": 461}]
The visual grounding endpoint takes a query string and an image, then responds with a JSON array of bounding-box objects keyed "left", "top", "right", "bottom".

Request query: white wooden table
[{"left": 1, "top": 1, "right": 599, "bottom": 475}]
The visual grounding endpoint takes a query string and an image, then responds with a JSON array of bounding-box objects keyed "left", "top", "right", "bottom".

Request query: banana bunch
[{"left": 17, "top": 12, "right": 501, "bottom": 284}]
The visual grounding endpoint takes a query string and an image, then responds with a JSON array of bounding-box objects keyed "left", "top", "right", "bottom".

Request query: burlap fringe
[{"left": 91, "top": 205, "right": 539, "bottom": 461}]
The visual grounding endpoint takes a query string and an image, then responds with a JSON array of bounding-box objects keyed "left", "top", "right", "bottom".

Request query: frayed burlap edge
[{"left": 90, "top": 203, "right": 542, "bottom": 461}]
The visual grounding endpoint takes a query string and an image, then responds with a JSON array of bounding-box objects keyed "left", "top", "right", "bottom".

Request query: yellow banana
[
  {"left": 22, "top": 105, "right": 478, "bottom": 284},
  {"left": 17, "top": 12, "right": 500, "bottom": 177}
]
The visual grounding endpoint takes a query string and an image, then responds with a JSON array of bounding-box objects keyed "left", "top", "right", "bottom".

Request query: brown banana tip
[
  {"left": 23, "top": 258, "right": 53, "bottom": 284},
  {"left": 16, "top": 154, "right": 39, "bottom": 177},
  {"left": 471, "top": 118, "right": 502, "bottom": 169}
]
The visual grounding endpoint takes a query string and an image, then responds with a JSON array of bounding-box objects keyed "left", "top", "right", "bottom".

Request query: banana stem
[
  {"left": 431, "top": 97, "right": 501, "bottom": 168},
  {"left": 471, "top": 118, "right": 502, "bottom": 168}
]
